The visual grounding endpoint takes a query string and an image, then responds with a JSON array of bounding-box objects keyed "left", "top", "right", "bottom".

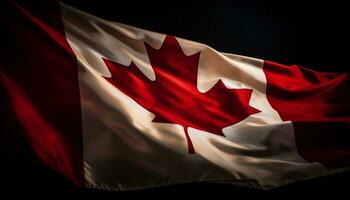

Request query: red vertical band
[
  {"left": 264, "top": 60, "right": 350, "bottom": 168},
  {"left": 0, "top": 0, "right": 83, "bottom": 185}
]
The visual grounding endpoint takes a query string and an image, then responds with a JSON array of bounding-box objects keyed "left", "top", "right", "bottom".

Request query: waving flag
[{"left": 1, "top": 0, "right": 349, "bottom": 190}]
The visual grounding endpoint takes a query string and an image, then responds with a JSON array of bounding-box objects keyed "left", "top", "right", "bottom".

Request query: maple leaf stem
[{"left": 183, "top": 127, "right": 195, "bottom": 154}]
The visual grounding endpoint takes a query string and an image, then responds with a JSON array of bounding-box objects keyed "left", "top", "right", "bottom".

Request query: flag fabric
[{"left": 1, "top": 0, "right": 349, "bottom": 190}]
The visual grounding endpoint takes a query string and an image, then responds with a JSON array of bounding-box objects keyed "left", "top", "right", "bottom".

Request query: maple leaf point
[{"left": 103, "top": 35, "right": 260, "bottom": 154}]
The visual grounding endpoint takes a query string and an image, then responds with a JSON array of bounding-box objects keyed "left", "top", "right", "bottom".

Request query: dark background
[
  {"left": 62, "top": 0, "right": 349, "bottom": 73},
  {"left": 2, "top": 0, "right": 350, "bottom": 195}
]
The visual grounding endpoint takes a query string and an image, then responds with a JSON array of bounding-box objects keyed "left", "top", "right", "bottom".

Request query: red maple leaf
[{"left": 103, "top": 36, "right": 259, "bottom": 153}]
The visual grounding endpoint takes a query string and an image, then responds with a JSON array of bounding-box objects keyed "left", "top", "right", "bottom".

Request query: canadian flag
[{"left": 1, "top": 0, "right": 349, "bottom": 190}]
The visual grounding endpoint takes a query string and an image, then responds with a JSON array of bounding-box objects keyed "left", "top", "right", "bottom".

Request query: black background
[
  {"left": 62, "top": 0, "right": 349, "bottom": 73},
  {"left": 2, "top": 0, "right": 350, "bottom": 196}
]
